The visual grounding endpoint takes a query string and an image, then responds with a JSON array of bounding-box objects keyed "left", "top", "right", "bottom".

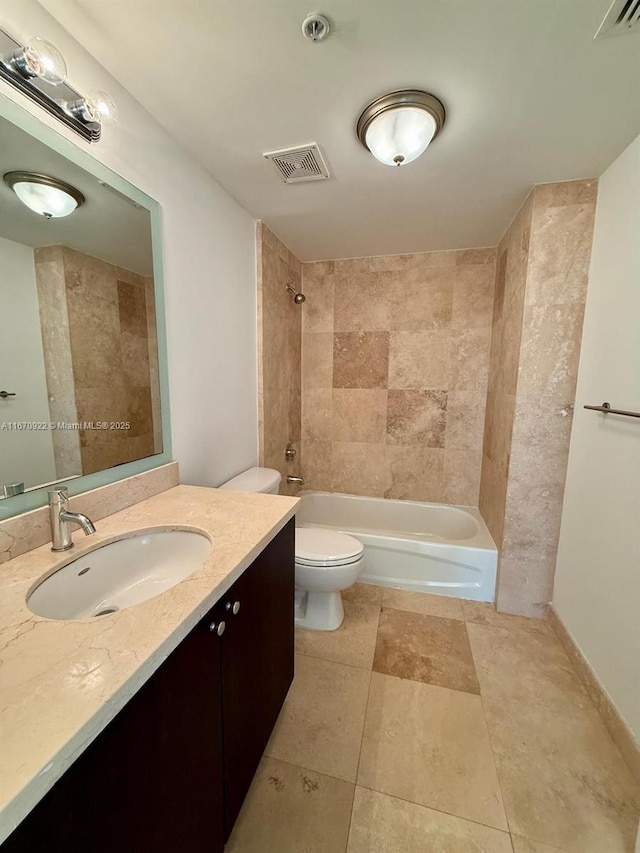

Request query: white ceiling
[
  {"left": 40, "top": 0, "right": 640, "bottom": 261},
  {"left": 0, "top": 116, "right": 153, "bottom": 275}
]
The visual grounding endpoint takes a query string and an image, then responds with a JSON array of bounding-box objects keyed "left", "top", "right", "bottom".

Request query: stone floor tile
[
  {"left": 382, "top": 586, "right": 465, "bottom": 619},
  {"left": 226, "top": 756, "right": 354, "bottom": 853},
  {"left": 342, "top": 582, "right": 384, "bottom": 606},
  {"left": 374, "top": 607, "right": 480, "bottom": 694},
  {"left": 463, "top": 600, "right": 553, "bottom": 635},
  {"left": 358, "top": 673, "right": 507, "bottom": 830},
  {"left": 295, "top": 599, "right": 380, "bottom": 669},
  {"left": 347, "top": 787, "right": 513, "bottom": 852},
  {"left": 265, "top": 654, "right": 370, "bottom": 782},
  {"left": 468, "top": 622, "right": 640, "bottom": 852},
  {"left": 511, "top": 836, "right": 568, "bottom": 853}
]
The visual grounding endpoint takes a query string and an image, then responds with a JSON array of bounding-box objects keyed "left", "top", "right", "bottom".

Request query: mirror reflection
[{"left": 0, "top": 114, "right": 162, "bottom": 495}]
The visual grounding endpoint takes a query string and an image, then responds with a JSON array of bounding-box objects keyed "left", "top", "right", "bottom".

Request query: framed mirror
[{"left": 0, "top": 96, "right": 172, "bottom": 519}]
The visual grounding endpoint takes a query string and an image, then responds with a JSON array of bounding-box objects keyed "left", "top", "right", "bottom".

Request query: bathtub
[{"left": 296, "top": 492, "right": 497, "bottom": 602}]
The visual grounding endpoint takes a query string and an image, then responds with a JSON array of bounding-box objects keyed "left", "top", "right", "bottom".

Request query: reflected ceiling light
[
  {"left": 6, "top": 36, "right": 67, "bottom": 86},
  {"left": 356, "top": 90, "right": 446, "bottom": 167},
  {"left": 3, "top": 172, "right": 85, "bottom": 219}
]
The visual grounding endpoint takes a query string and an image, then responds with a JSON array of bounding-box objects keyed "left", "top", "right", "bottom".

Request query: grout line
[
  {"left": 295, "top": 647, "right": 374, "bottom": 672},
  {"left": 260, "top": 753, "right": 356, "bottom": 789},
  {"left": 477, "top": 690, "right": 513, "bottom": 834},
  {"left": 345, "top": 604, "right": 381, "bottom": 847},
  {"left": 465, "top": 618, "right": 514, "bottom": 835},
  {"left": 354, "top": 780, "right": 512, "bottom": 836},
  {"left": 261, "top": 752, "right": 513, "bottom": 840}
]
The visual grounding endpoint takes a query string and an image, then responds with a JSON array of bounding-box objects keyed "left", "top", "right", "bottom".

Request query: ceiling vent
[
  {"left": 595, "top": 0, "right": 640, "bottom": 38},
  {"left": 263, "top": 144, "right": 330, "bottom": 183}
]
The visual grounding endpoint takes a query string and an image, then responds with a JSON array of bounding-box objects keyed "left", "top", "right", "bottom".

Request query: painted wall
[
  {"left": 480, "top": 180, "right": 597, "bottom": 617},
  {"left": 553, "top": 136, "right": 640, "bottom": 741},
  {"left": 0, "top": 237, "right": 57, "bottom": 489},
  {"left": 1, "top": 0, "right": 258, "bottom": 489},
  {"left": 257, "top": 223, "right": 302, "bottom": 495},
  {"left": 301, "top": 249, "right": 495, "bottom": 502}
]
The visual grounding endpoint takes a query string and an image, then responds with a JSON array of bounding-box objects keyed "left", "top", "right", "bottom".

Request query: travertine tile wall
[
  {"left": 34, "top": 246, "right": 161, "bottom": 476},
  {"left": 256, "top": 223, "right": 303, "bottom": 496},
  {"left": 478, "top": 196, "right": 533, "bottom": 551},
  {"left": 480, "top": 180, "right": 597, "bottom": 617},
  {"left": 34, "top": 245, "right": 82, "bottom": 479},
  {"left": 301, "top": 249, "right": 496, "bottom": 503}
]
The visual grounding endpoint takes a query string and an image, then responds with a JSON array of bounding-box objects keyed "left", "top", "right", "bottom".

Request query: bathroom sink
[{"left": 27, "top": 528, "right": 212, "bottom": 620}]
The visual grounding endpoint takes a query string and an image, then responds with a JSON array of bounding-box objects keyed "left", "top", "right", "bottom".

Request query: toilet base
[{"left": 295, "top": 589, "right": 345, "bottom": 631}]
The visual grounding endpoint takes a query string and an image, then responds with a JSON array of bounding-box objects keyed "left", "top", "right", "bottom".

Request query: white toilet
[{"left": 218, "top": 467, "right": 364, "bottom": 631}]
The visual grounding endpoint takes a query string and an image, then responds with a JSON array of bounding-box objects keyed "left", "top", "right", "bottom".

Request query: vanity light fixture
[
  {"left": 0, "top": 26, "right": 118, "bottom": 142},
  {"left": 356, "top": 89, "right": 446, "bottom": 167},
  {"left": 3, "top": 171, "right": 85, "bottom": 219},
  {"left": 7, "top": 36, "right": 67, "bottom": 86}
]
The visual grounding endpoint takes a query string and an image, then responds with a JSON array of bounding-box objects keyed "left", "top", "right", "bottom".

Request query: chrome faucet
[
  {"left": 286, "top": 476, "right": 305, "bottom": 485},
  {"left": 48, "top": 487, "right": 96, "bottom": 552}
]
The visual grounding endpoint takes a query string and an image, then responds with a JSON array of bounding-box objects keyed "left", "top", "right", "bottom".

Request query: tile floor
[{"left": 226, "top": 585, "right": 640, "bottom": 853}]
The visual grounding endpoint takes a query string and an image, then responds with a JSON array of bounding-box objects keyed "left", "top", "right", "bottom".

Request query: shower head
[{"left": 286, "top": 284, "right": 306, "bottom": 304}]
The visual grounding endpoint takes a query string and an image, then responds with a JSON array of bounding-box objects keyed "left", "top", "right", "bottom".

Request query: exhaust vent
[
  {"left": 263, "top": 144, "right": 330, "bottom": 183},
  {"left": 595, "top": 0, "right": 640, "bottom": 38}
]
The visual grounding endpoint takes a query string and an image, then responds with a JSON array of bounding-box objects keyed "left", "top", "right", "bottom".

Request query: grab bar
[{"left": 583, "top": 402, "right": 640, "bottom": 419}]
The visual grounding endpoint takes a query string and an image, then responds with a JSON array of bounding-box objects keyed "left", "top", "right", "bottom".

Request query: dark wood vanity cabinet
[
  {"left": 3, "top": 519, "right": 295, "bottom": 852},
  {"left": 216, "top": 518, "right": 295, "bottom": 838}
]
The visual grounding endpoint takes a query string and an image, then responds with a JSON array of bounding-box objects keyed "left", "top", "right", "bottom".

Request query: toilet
[{"left": 218, "top": 467, "right": 364, "bottom": 631}]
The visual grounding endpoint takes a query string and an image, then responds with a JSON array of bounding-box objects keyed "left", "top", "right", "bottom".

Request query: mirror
[{"left": 0, "top": 99, "right": 171, "bottom": 518}]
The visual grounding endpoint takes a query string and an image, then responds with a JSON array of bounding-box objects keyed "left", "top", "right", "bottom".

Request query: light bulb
[
  {"left": 12, "top": 37, "right": 67, "bottom": 86},
  {"left": 365, "top": 107, "right": 437, "bottom": 167},
  {"left": 84, "top": 90, "right": 119, "bottom": 125}
]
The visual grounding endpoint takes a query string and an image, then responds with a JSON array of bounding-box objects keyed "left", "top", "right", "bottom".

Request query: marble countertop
[{"left": 0, "top": 484, "right": 298, "bottom": 843}]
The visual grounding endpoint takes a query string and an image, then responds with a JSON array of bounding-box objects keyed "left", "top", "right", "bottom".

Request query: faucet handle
[{"left": 48, "top": 486, "right": 69, "bottom": 506}]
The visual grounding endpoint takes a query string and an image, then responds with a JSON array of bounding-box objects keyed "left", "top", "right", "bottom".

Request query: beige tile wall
[
  {"left": 301, "top": 249, "right": 496, "bottom": 503},
  {"left": 480, "top": 180, "right": 597, "bottom": 617},
  {"left": 478, "top": 196, "right": 533, "bottom": 551},
  {"left": 256, "top": 223, "right": 303, "bottom": 496},
  {"left": 34, "top": 247, "right": 162, "bottom": 477},
  {"left": 261, "top": 182, "right": 595, "bottom": 617},
  {"left": 34, "top": 246, "right": 82, "bottom": 479}
]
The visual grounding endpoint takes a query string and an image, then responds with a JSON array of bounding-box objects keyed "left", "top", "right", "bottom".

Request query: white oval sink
[{"left": 27, "top": 528, "right": 212, "bottom": 621}]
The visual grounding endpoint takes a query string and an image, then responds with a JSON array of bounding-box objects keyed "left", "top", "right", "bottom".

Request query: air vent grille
[
  {"left": 595, "top": 0, "right": 640, "bottom": 38},
  {"left": 263, "top": 144, "right": 330, "bottom": 183}
]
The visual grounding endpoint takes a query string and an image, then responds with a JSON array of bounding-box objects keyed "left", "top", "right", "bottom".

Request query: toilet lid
[{"left": 295, "top": 527, "right": 364, "bottom": 567}]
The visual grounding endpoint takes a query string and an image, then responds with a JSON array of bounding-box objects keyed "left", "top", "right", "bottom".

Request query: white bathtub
[{"left": 296, "top": 492, "right": 497, "bottom": 602}]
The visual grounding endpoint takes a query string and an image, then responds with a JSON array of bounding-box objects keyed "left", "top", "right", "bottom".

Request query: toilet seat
[{"left": 295, "top": 527, "right": 364, "bottom": 567}]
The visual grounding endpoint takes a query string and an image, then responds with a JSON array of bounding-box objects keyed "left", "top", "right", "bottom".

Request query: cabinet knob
[
  {"left": 209, "top": 620, "right": 226, "bottom": 636},
  {"left": 226, "top": 600, "right": 241, "bottom": 615}
]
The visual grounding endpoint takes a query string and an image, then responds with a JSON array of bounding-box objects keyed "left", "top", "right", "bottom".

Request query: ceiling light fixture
[
  {"left": 3, "top": 172, "right": 85, "bottom": 219},
  {"left": 356, "top": 89, "right": 446, "bottom": 167},
  {"left": 0, "top": 26, "right": 118, "bottom": 142}
]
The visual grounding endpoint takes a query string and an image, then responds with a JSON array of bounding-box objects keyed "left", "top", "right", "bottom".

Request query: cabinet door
[
  {"left": 3, "top": 611, "right": 225, "bottom": 853},
  {"left": 219, "top": 518, "right": 295, "bottom": 838}
]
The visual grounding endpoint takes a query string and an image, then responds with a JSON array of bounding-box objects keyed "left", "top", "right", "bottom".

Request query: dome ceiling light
[
  {"left": 356, "top": 89, "right": 446, "bottom": 167},
  {"left": 3, "top": 172, "right": 85, "bottom": 219}
]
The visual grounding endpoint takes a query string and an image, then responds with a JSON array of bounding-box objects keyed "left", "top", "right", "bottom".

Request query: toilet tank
[{"left": 218, "top": 467, "right": 282, "bottom": 494}]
